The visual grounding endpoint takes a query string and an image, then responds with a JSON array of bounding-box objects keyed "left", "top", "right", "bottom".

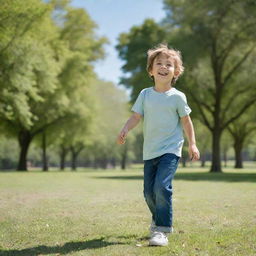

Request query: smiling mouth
[{"left": 158, "top": 72, "right": 168, "bottom": 76}]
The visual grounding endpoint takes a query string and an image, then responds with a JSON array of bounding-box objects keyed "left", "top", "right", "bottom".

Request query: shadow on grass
[
  {"left": 94, "top": 172, "right": 256, "bottom": 183},
  {"left": 0, "top": 237, "right": 127, "bottom": 256}
]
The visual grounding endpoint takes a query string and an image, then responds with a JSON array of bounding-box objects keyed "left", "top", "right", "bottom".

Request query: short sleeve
[
  {"left": 131, "top": 90, "right": 145, "bottom": 116},
  {"left": 176, "top": 93, "right": 192, "bottom": 117}
]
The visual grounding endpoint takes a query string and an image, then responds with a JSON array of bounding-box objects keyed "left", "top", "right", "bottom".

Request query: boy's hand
[
  {"left": 117, "top": 127, "right": 129, "bottom": 145},
  {"left": 189, "top": 144, "right": 200, "bottom": 161}
]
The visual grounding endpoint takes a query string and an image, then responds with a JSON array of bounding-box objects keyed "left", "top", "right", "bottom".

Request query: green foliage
[
  {"left": 87, "top": 79, "right": 131, "bottom": 164},
  {"left": 163, "top": 0, "right": 256, "bottom": 57},
  {"left": 0, "top": 135, "right": 18, "bottom": 169},
  {"left": 162, "top": 0, "right": 256, "bottom": 125},
  {"left": 163, "top": 0, "right": 256, "bottom": 171},
  {"left": 0, "top": 0, "right": 56, "bottom": 129},
  {"left": 116, "top": 19, "right": 168, "bottom": 102},
  {"left": 0, "top": 0, "right": 107, "bottom": 169}
]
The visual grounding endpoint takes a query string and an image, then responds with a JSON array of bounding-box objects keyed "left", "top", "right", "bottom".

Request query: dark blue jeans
[{"left": 143, "top": 153, "right": 180, "bottom": 233}]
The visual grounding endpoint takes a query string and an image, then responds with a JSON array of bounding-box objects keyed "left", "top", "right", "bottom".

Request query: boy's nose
[{"left": 160, "top": 65, "right": 167, "bottom": 70}]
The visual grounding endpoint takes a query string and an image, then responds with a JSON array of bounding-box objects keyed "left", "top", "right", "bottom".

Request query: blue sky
[{"left": 71, "top": 0, "right": 166, "bottom": 85}]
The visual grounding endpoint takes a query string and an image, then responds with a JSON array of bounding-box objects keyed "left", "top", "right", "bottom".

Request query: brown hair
[{"left": 146, "top": 44, "right": 184, "bottom": 85}]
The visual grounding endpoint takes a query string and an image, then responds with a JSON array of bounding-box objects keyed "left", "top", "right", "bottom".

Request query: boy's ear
[{"left": 174, "top": 70, "right": 180, "bottom": 77}]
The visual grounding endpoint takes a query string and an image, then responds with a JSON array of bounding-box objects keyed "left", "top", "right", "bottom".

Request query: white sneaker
[{"left": 149, "top": 231, "right": 168, "bottom": 246}]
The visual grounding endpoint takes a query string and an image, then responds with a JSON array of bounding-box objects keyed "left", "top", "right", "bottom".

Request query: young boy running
[{"left": 117, "top": 44, "right": 200, "bottom": 246}]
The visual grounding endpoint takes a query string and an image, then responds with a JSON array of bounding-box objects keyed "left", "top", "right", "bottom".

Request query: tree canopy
[{"left": 0, "top": 0, "right": 107, "bottom": 170}]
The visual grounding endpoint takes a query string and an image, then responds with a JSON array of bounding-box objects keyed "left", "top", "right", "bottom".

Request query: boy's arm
[
  {"left": 181, "top": 115, "right": 200, "bottom": 161},
  {"left": 117, "top": 112, "right": 142, "bottom": 145}
]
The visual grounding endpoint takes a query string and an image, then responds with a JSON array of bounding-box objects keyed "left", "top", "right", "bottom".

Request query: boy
[{"left": 117, "top": 44, "right": 200, "bottom": 246}]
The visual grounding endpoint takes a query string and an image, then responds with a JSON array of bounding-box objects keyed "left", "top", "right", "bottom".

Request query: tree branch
[
  {"left": 70, "top": 144, "right": 84, "bottom": 156},
  {"left": 247, "top": 126, "right": 256, "bottom": 136},
  {"left": 219, "top": 22, "right": 256, "bottom": 65},
  {"left": 221, "top": 86, "right": 251, "bottom": 121},
  {"left": 31, "top": 116, "right": 67, "bottom": 136},
  {"left": 188, "top": 91, "right": 213, "bottom": 131},
  {"left": 223, "top": 45, "right": 255, "bottom": 87},
  {"left": 0, "top": 9, "right": 48, "bottom": 55},
  {"left": 210, "top": 2, "right": 234, "bottom": 45},
  {"left": 222, "top": 96, "right": 256, "bottom": 130}
]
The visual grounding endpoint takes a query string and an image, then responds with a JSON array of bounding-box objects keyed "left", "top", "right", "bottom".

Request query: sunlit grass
[{"left": 0, "top": 166, "right": 255, "bottom": 255}]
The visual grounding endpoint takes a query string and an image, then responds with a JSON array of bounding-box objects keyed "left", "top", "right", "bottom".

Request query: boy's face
[{"left": 150, "top": 53, "right": 178, "bottom": 84}]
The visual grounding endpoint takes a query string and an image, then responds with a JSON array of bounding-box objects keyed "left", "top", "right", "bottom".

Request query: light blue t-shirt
[{"left": 131, "top": 86, "right": 191, "bottom": 160}]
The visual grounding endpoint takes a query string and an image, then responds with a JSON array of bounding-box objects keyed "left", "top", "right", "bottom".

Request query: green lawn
[{"left": 0, "top": 166, "right": 255, "bottom": 256}]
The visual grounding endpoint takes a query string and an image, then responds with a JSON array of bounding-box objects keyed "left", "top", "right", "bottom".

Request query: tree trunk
[
  {"left": 60, "top": 146, "right": 68, "bottom": 171},
  {"left": 93, "top": 159, "right": 98, "bottom": 169},
  {"left": 70, "top": 145, "right": 84, "bottom": 171},
  {"left": 60, "top": 152, "right": 66, "bottom": 170},
  {"left": 99, "top": 158, "right": 108, "bottom": 169},
  {"left": 17, "top": 130, "right": 32, "bottom": 171},
  {"left": 71, "top": 151, "right": 78, "bottom": 171},
  {"left": 234, "top": 142, "right": 243, "bottom": 168},
  {"left": 223, "top": 149, "right": 227, "bottom": 168},
  {"left": 42, "top": 132, "right": 48, "bottom": 171},
  {"left": 121, "top": 143, "right": 128, "bottom": 170},
  {"left": 200, "top": 152, "right": 206, "bottom": 167},
  {"left": 121, "top": 156, "right": 126, "bottom": 170},
  {"left": 181, "top": 157, "right": 186, "bottom": 167},
  {"left": 111, "top": 158, "right": 116, "bottom": 169},
  {"left": 210, "top": 129, "right": 222, "bottom": 172}
]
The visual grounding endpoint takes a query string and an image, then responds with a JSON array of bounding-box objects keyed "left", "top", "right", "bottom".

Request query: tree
[
  {"left": 57, "top": 136, "right": 70, "bottom": 170},
  {"left": 163, "top": 0, "right": 256, "bottom": 172},
  {"left": 0, "top": 1, "right": 61, "bottom": 170},
  {"left": 227, "top": 105, "right": 256, "bottom": 168},
  {"left": 193, "top": 119, "right": 211, "bottom": 168},
  {"left": 0, "top": 0, "right": 54, "bottom": 127},
  {"left": 88, "top": 79, "right": 130, "bottom": 169},
  {"left": 0, "top": 0, "right": 106, "bottom": 170},
  {"left": 0, "top": 135, "right": 18, "bottom": 170},
  {"left": 220, "top": 130, "right": 232, "bottom": 168}
]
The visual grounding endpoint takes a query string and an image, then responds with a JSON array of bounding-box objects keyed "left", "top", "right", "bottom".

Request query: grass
[{"left": 0, "top": 165, "right": 255, "bottom": 256}]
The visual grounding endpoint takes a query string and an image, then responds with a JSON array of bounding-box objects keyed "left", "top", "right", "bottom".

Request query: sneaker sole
[{"left": 149, "top": 240, "right": 168, "bottom": 246}]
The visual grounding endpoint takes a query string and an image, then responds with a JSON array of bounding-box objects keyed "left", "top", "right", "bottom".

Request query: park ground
[{"left": 0, "top": 163, "right": 255, "bottom": 256}]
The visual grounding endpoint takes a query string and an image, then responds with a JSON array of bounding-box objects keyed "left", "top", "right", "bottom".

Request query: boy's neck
[{"left": 154, "top": 82, "right": 172, "bottom": 93}]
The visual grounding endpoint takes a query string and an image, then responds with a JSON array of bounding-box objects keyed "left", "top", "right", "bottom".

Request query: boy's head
[{"left": 147, "top": 44, "right": 184, "bottom": 85}]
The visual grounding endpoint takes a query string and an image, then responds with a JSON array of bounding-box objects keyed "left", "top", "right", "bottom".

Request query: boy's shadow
[{"left": 0, "top": 237, "right": 129, "bottom": 256}]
